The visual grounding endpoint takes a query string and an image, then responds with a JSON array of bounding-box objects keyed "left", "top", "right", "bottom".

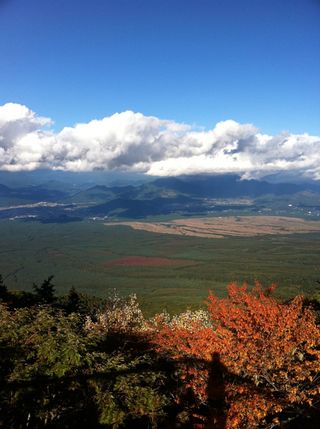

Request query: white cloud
[{"left": 0, "top": 102, "right": 320, "bottom": 179}]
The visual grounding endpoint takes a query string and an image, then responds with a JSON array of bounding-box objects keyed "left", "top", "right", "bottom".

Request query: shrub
[{"left": 0, "top": 299, "right": 168, "bottom": 428}]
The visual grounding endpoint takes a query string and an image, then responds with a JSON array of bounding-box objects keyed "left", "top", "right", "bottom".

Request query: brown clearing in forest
[
  {"left": 105, "top": 216, "right": 320, "bottom": 238},
  {"left": 105, "top": 256, "right": 197, "bottom": 267}
]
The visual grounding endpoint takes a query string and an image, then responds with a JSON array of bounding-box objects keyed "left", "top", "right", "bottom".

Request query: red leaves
[{"left": 153, "top": 282, "right": 320, "bottom": 428}]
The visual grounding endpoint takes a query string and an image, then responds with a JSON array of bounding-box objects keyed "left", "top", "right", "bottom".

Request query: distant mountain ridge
[
  {"left": 151, "top": 175, "right": 307, "bottom": 197},
  {"left": 0, "top": 183, "right": 68, "bottom": 204},
  {"left": 1, "top": 173, "right": 320, "bottom": 221}
]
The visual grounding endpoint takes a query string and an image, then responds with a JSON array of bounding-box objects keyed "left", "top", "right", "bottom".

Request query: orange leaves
[
  {"left": 153, "top": 282, "right": 320, "bottom": 428},
  {"left": 206, "top": 283, "right": 319, "bottom": 377}
]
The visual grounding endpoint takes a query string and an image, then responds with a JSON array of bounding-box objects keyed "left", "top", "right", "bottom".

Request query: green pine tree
[
  {"left": 33, "top": 275, "right": 56, "bottom": 304},
  {"left": 65, "top": 286, "right": 81, "bottom": 313},
  {"left": 0, "top": 274, "right": 8, "bottom": 301}
]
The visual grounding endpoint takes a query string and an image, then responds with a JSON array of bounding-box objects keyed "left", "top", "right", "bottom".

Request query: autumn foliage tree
[{"left": 153, "top": 282, "right": 320, "bottom": 428}]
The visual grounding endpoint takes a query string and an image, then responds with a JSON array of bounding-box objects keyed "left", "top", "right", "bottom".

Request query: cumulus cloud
[{"left": 0, "top": 102, "right": 320, "bottom": 179}]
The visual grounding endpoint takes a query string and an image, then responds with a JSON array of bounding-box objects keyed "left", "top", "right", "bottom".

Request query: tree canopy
[{"left": 0, "top": 279, "right": 319, "bottom": 428}]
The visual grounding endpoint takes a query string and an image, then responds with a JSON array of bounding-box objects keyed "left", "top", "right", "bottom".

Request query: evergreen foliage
[
  {"left": 65, "top": 286, "right": 81, "bottom": 314},
  {"left": 0, "top": 301, "right": 168, "bottom": 428},
  {"left": 33, "top": 275, "right": 56, "bottom": 304},
  {"left": 0, "top": 274, "right": 8, "bottom": 301}
]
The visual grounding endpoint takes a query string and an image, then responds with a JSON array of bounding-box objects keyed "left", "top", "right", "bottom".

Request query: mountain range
[{"left": 1, "top": 174, "right": 320, "bottom": 221}]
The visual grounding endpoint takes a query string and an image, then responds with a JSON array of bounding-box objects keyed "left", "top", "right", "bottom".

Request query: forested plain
[{"left": 1, "top": 219, "right": 320, "bottom": 314}]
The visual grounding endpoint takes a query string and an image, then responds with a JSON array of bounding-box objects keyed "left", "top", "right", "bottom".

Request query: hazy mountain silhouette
[{"left": 1, "top": 173, "right": 320, "bottom": 220}]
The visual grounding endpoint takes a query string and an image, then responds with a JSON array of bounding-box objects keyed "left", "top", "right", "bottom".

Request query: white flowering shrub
[
  {"left": 170, "top": 309, "right": 212, "bottom": 330},
  {"left": 85, "top": 291, "right": 145, "bottom": 334},
  {"left": 147, "top": 308, "right": 212, "bottom": 333}
]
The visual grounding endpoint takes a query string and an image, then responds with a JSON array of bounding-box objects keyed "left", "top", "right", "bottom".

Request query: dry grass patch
[{"left": 105, "top": 216, "right": 320, "bottom": 238}]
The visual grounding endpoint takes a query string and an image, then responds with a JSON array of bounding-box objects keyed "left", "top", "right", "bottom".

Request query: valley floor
[{"left": 1, "top": 217, "right": 320, "bottom": 315}]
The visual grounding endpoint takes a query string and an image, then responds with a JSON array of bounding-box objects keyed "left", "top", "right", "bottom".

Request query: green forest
[{"left": 2, "top": 220, "right": 320, "bottom": 315}]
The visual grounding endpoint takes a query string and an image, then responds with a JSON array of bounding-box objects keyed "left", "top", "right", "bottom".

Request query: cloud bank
[{"left": 1, "top": 102, "right": 320, "bottom": 179}]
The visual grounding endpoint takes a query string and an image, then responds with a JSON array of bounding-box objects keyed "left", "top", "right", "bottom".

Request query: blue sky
[{"left": 1, "top": 0, "right": 319, "bottom": 135}]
